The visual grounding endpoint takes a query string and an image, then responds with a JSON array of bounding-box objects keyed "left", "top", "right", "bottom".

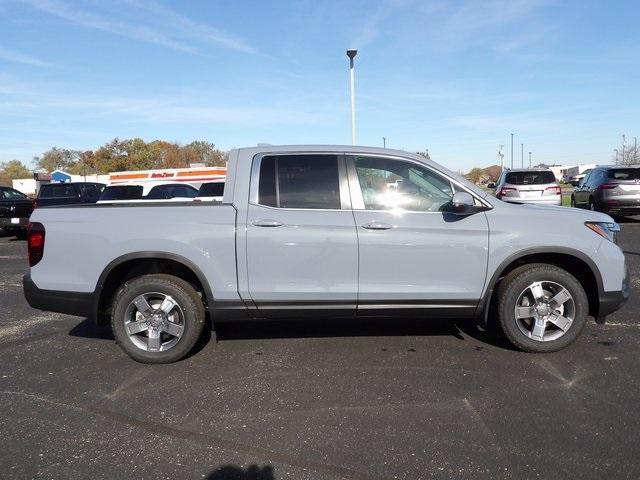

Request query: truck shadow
[
  {"left": 206, "top": 464, "right": 274, "bottom": 480},
  {"left": 68, "top": 316, "right": 514, "bottom": 350}
]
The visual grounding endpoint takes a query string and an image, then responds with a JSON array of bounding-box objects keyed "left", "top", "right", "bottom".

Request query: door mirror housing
[{"left": 446, "top": 192, "right": 483, "bottom": 215}]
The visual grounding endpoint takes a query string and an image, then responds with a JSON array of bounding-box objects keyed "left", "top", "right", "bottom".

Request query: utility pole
[
  {"left": 635, "top": 137, "right": 638, "bottom": 164},
  {"left": 622, "top": 134, "right": 626, "bottom": 165},
  {"left": 498, "top": 145, "right": 504, "bottom": 169},
  {"left": 521, "top": 143, "right": 524, "bottom": 168},
  {"left": 382, "top": 137, "right": 386, "bottom": 148},
  {"left": 528, "top": 151, "right": 532, "bottom": 167},
  {"left": 614, "top": 148, "right": 619, "bottom": 164},
  {"left": 346, "top": 49, "right": 358, "bottom": 145},
  {"left": 510, "top": 133, "right": 514, "bottom": 168}
]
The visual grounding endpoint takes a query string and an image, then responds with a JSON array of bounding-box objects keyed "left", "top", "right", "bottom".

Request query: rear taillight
[
  {"left": 544, "top": 186, "right": 561, "bottom": 196},
  {"left": 600, "top": 183, "right": 619, "bottom": 190},
  {"left": 27, "top": 222, "right": 45, "bottom": 267},
  {"left": 497, "top": 187, "right": 516, "bottom": 198}
]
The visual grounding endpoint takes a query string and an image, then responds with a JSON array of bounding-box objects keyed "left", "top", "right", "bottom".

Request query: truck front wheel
[
  {"left": 496, "top": 264, "right": 588, "bottom": 352},
  {"left": 111, "top": 274, "right": 205, "bottom": 363}
]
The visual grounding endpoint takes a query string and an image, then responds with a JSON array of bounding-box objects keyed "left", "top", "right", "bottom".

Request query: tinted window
[
  {"left": 354, "top": 156, "right": 453, "bottom": 212},
  {"left": 147, "top": 184, "right": 198, "bottom": 199},
  {"left": 100, "top": 185, "right": 143, "bottom": 200},
  {"left": 198, "top": 182, "right": 225, "bottom": 197},
  {"left": 39, "top": 184, "right": 77, "bottom": 198},
  {"left": 81, "top": 184, "right": 101, "bottom": 202},
  {"left": 504, "top": 171, "right": 556, "bottom": 185},
  {"left": 257, "top": 155, "right": 340, "bottom": 209},
  {"left": 608, "top": 168, "right": 640, "bottom": 180},
  {"left": 1, "top": 188, "right": 26, "bottom": 199}
]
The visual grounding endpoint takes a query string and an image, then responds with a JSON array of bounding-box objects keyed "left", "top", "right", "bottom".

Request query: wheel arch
[
  {"left": 93, "top": 252, "right": 214, "bottom": 326},
  {"left": 478, "top": 247, "right": 603, "bottom": 321}
]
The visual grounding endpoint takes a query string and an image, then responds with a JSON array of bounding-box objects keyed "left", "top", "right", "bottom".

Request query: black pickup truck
[
  {"left": 36, "top": 182, "right": 105, "bottom": 207},
  {"left": 0, "top": 186, "right": 35, "bottom": 237}
]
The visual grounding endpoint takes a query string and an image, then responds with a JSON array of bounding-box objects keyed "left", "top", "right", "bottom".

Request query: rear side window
[
  {"left": 257, "top": 155, "right": 340, "bottom": 209},
  {"left": 100, "top": 185, "right": 143, "bottom": 200},
  {"left": 608, "top": 169, "right": 640, "bottom": 180},
  {"left": 504, "top": 171, "right": 556, "bottom": 185},
  {"left": 39, "top": 184, "right": 77, "bottom": 198},
  {"left": 198, "top": 182, "right": 225, "bottom": 197},
  {"left": 1, "top": 188, "right": 26, "bottom": 199},
  {"left": 147, "top": 184, "right": 198, "bottom": 199},
  {"left": 81, "top": 184, "right": 101, "bottom": 202}
]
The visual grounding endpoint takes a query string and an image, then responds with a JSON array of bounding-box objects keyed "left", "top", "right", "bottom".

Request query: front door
[
  {"left": 347, "top": 155, "right": 489, "bottom": 316},
  {"left": 246, "top": 153, "right": 358, "bottom": 318}
]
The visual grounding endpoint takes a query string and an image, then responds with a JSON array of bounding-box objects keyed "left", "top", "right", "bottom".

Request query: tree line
[{"left": 0, "top": 138, "right": 227, "bottom": 186}]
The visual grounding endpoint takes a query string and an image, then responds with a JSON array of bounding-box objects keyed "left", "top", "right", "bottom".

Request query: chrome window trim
[
  {"left": 249, "top": 152, "right": 351, "bottom": 211},
  {"left": 345, "top": 153, "right": 492, "bottom": 212}
]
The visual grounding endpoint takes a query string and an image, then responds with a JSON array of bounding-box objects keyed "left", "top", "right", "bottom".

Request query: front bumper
[
  {"left": 0, "top": 217, "right": 29, "bottom": 230},
  {"left": 23, "top": 273, "right": 96, "bottom": 320},
  {"left": 597, "top": 268, "right": 630, "bottom": 318}
]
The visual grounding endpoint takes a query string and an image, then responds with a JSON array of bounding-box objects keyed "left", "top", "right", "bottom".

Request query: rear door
[
  {"left": 246, "top": 153, "right": 358, "bottom": 318},
  {"left": 347, "top": 154, "right": 489, "bottom": 316}
]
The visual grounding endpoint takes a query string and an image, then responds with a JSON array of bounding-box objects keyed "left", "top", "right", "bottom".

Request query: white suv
[{"left": 493, "top": 168, "right": 562, "bottom": 206}]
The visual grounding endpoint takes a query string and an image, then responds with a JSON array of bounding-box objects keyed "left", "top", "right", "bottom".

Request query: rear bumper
[
  {"left": 0, "top": 217, "right": 29, "bottom": 230},
  {"left": 502, "top": 197, "right": 562, "bottom": 206},
  {"left": 23, "top": 273, "right": 96, "bottom": 320}
]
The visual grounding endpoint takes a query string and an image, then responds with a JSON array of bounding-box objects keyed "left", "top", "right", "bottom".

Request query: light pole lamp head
[{"left": 346, "top": 49, "right": 358, "bottom": 60}]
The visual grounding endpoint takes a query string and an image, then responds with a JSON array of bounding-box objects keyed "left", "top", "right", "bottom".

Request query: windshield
[{"left": 505, "top": 171, "right": 556, "bottom": 185}]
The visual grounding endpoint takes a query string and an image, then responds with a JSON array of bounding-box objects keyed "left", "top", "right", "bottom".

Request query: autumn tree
[
  {"left": 33, "top": 147, "right": 80, "bottom": 172},
  {"left": 466, "top": 167, "right": 485, "bottom": 184}
]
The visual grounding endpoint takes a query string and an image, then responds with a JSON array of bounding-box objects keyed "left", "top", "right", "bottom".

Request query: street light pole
[
  {"left": 498, "top": 145, "right": 504, "bottom": 169},
  {"left": 510, "top": 133, "right": 514, "bottom": 168},
  {"left": 614, "top": 148, "right": 619, "bottom": 164},
  {"left": 521, "top": 143, "right": 524, "bottom": 168},
  {"left": 635, "top": 137, "right": 638, "bottom": 164},
  {"left": 382, "top": 137, "right": 386, "bottom": 148},
  {"left": 346, "top": 49, "right": 358, "bottom": 145},
  {"left": 622, "top": 134, "right": 626, "bottom": 164},
  {"left": 529, "top": 151, "right": 532, "bottom": 167}
]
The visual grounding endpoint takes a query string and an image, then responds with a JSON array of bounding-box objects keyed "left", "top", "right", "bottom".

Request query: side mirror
[
  {"left": 447, "top": 192, "right": 482, "bottom": 215},
  {"left": 570, "top": 180, "right": 580, "bottom": 187},
  {"left": 487, "top": 182, "right": 496, "bottom": 189}
]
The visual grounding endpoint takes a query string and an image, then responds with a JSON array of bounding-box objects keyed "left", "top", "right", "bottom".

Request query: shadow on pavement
[
  {"left": 68, "top": 314, "right": 517, "bottom": 351},
  {"left": 206, "top": 465, "right": 274, "bottom": 480}
]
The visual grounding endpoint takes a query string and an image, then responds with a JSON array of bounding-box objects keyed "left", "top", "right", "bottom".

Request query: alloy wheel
[{"left": 514, "top": 281, "right": 575, "bottom": 342}]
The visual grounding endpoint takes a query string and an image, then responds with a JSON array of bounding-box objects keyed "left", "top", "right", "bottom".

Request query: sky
[{"left": 1, "top": 0, "right": 639, "bottom": 172}]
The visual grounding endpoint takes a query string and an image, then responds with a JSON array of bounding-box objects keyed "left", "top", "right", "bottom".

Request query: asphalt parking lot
[{"left": 1, "top": 225, "right": 639, "bottom": 480}]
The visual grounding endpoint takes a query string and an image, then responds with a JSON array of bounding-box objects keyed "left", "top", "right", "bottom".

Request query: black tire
[
  {"left": 111, "top": 274, "right": 205, "bottom": 363},
  {"left": 588, "top": 197, "right": 597, "bottom": 211},
  {"left": 496, "top": 263, "right": 588, "bottom": 353},
  {"left": 570, "top": 195, "right": 576, "bottom": 208}
]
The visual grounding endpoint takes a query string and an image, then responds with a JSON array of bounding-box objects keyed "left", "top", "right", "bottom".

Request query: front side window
[
  {"left": 257, "top": 155, "right": 341, "bottom": 209},
  {"left": 2, "top": 188, "right": 26, "bottom": 199},
  {"left": 353, "top": 156, "right": 454, "bottom": 212}
]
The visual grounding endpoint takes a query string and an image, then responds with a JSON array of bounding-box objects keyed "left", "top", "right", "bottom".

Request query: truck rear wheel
[
  {"left": 496, "top": 264, "right": 588, "bottom": 352},
  {"left": 111, "top": 274, "right": 205, "bottom": 363}
]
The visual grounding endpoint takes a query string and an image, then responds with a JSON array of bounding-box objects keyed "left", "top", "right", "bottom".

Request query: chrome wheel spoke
[
  {"left": 547, "top": 313, "right": 572, "bottom": 331},
  {"left": 528, "top": 282, "right": 545, "bottom": 302},
  {"left": 516, "top": 306, "right": 535, "bottom": 319},
  {"left": 133, "top": 296, "right": 153, "bottom": 315},
  {"left": 162, "top": 321, "right": 184, "bottom": 337},
  {"left": 147, "top": 329, "right": 161, "bottom": 351},
  {"left": 549, "top": 288, "right": 571, "bottom": 310},
  {"left": 531, "top": 318, "right": 546, "bottom": 340},
  {"left": 159, "top": 296, "right": 178, "bottom": 314},
  {"left": 126, "top": 321, "right": 149, "bottom": 335}
]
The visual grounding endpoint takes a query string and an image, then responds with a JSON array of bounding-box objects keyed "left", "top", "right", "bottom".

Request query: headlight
[{"left": 585, "top": 221, "right": 620, "bottom": 244}]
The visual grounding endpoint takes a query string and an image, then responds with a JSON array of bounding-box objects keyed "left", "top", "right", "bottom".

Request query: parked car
[
  {"left": 0, "top": 186, "right": 34, "bottom": 237},
  {"left": 36, "top": 182, "right": 105, "bottom": 208},
  {"left": 98, "top": 182, "right": 198, "bottom": 203},
  {"left": 492, "top": 168, "right": 562, "bottom": 206},
  {"left": 571, "top": 165, "right": 640, "bottom": 216},
  {"left": 193, "top": 181, "right": 225, "bottom": 202},
  {"left": 24, "top": 145, "right": 628, "bottom": 363}
]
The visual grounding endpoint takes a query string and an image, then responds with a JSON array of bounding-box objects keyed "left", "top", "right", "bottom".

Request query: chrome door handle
[
  {"left": 361, "top": 222, "right": 392, "bottom": 230},
  {"left": 252, "top": 219, "right": 284, "bottom": 227}
]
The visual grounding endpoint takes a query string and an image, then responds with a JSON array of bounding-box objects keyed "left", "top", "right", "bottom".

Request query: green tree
[
  {"left": 0, "top": 160, "right": 31, "bottom": 186},
  {"left": 33, "top": 147, "right": 80, "bottom": 172}
]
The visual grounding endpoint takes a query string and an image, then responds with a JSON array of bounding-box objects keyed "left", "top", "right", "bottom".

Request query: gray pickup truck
[{"left": 23, "top": 145, "right": 629, "bottom": 363}]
